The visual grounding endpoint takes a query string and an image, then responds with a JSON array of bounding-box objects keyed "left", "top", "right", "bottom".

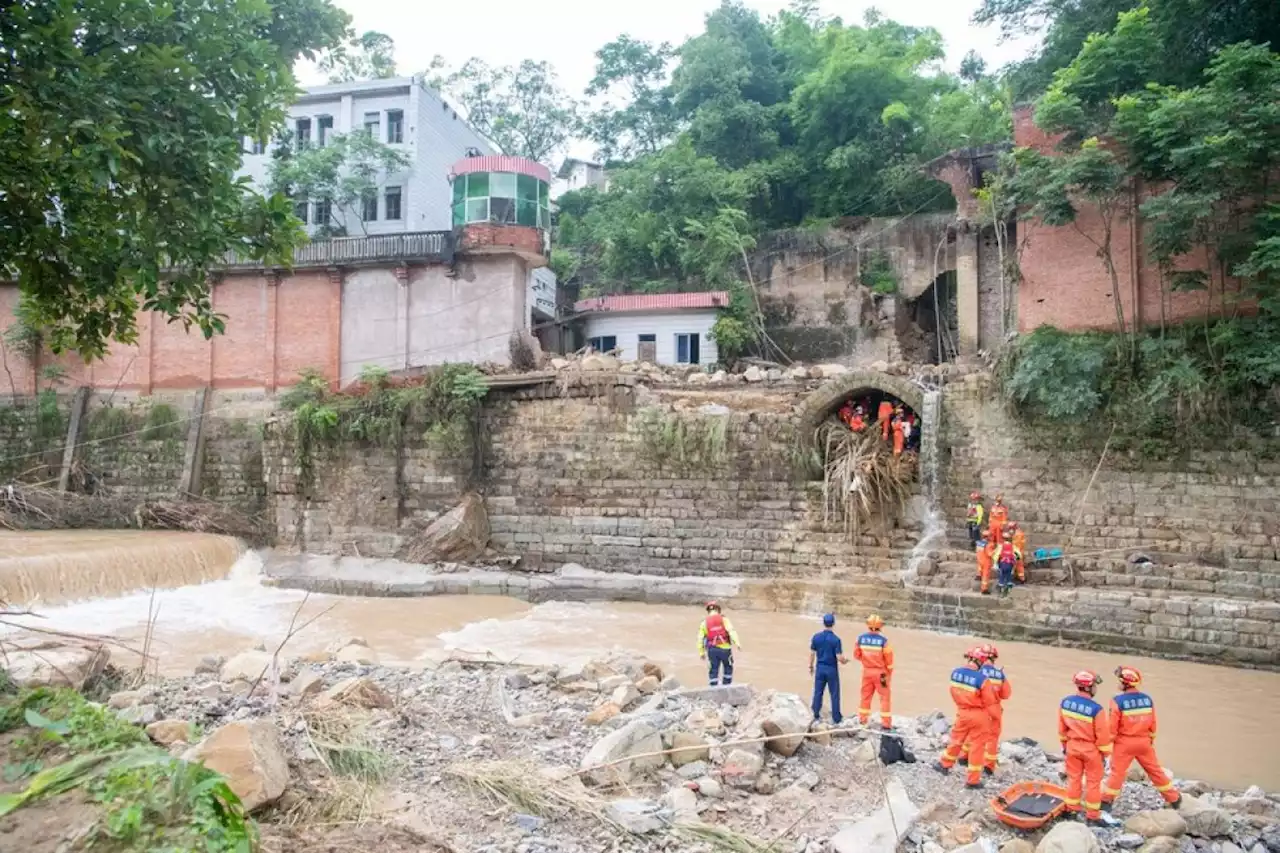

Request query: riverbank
[{"left": 2, "top": 636, "right": 1276, "bottom": 853}]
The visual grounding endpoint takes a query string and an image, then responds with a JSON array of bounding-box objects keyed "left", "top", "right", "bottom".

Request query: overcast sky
[{"left": 301, "top": 0, "right": 1039, "bottom": 159}]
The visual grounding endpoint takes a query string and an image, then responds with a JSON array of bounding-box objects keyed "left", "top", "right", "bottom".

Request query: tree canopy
[{"left": 0, "top": 0, "right": 348, "bottom": 358}]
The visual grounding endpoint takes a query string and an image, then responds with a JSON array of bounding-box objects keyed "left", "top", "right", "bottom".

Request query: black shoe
[
  {"left": 983, "top": 767, "right": 995, "bottom": 777},
  {"left": 932, "top": 761, "right": 951, "bottom": 775},
  {"left": 957, "top": 756, "right": 968, "bottom": 766},
  {"left": 1101, "top": 801, "right": 1113, "bottom": 812},
  {"left": 1170, "top": 796, "right": 1182, "bottom": 810},
  {"left": 965, "top": 781, "right": 984, "bottom": 790}
]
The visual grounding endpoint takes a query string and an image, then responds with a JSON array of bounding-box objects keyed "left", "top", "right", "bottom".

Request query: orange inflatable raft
[{"left": 990, "top": 780, "right": 1071, "bottom": 830}]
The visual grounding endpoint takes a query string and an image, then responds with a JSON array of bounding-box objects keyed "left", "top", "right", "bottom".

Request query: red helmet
[
  {"left": 1009, "top": 521, "right": 1019, "bottom": 530},
  {"left": 964, "top": 646, "right": 990, "bottom": 665},
  {"left": 1073, "top": 670, "right": 1102, "bottom": 691},
  {"left": 1115, "top": 666, "right": 1142, "bottom": 688},
  {"left": 969, "top": 491, "right": 981, "bottom": 500},
  {"left": 705, "top": 601, "right": 721, "bottom": 613},
  {"left": 982, "top": 643, "right": 999, "bottom": 661}
]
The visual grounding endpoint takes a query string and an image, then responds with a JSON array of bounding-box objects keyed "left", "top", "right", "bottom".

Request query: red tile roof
[{"left": 573, "top": 291, "right": 730, "bottom": 314}]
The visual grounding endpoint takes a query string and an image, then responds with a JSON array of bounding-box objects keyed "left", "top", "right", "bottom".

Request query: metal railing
[{"left": 220, "top": 230, "right": 453, "bottom": 269}]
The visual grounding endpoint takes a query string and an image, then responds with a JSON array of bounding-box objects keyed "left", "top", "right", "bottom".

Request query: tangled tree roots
[
  {"left": 817, "top": 420, "right": 917, "bottom": 542},
  {"left": 0, "top": 484, "right": 266, "bottom": 542}
]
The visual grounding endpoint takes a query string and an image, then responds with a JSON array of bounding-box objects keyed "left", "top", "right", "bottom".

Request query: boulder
[
  {"left": 580, "top": 354, "right": 620, "bottom": 372},
  {"left": 743, "top": 365, "right": 766, "bottom": 382},
  {"left": 721, "top": 749, "right": 765, "bottom": 788},
  {"left": 668, "top": 732, "right": 711, "bottom": 768},
  {"left": 641, "top": 662, "right": 665, "bottom": 681},
  {"left": 1001, "top": 841, "right": 1036, "bottom": 853},
  {"left": 941, "top": 824, "right": 977, "bottom": 847},
  {"left": 220, "top": 650, "right": 274, "bottom": 683},
  {"left": 599, "top": 675, "right": 631, "bottom": 691},
  {"left": 684, "top": 708, "right": 725, "bottom": 735},
  {"left": 817, "top": 363, "right": 850, "bottom": 378},
  {"left": 662, "top": 787, "right": 699, "bottom": 824},
  {"left": 1221, "top": 793, "right": 1274, "bottom": 817},
  {"left": 333, "top": 644, "right": 379, "bottom": 665},
  {"left": 1179, "top": 795, "right": 1232, "bottom": 838},
  {"left": 755, "top": 773, "right": 778, "bottom": 795},
  {"left": 3, "top": 635, "right": 109, "bottom": 689},
  {"left": 319, "top": 677, "right": 393, "bottom": 710},
  {"left": 828, "top": 778, "right": 919, "bottom": 853},
  {"left": 604, "top": 798, "right": 666, "bottom": 834},
  {"left": 745, "top": 691, "right": 811, "bottom": 757},
  {"left": 580, "top": 720, "right": 665, "bottom": 785},
  {"left": 676, "top": 684, "right": 754, "bottom": 706},
  {"left": 107, "top": 690, "right": 148, "bottom": 710},
  {"left": 1126, "top": 811, "right": 1189, "bottom": 839},
  {"left": 194, "top": 654, "right": 225, "bottom": 675},
  {"left": 146, "top": 719, "right": 194, "bottom": 747},
  {"left": 852, "top": 740, "right": 878, "bottom": 765},
  {"left": 611, "top": 683, "right": 641, "bottom": 709},
  {"left": 402, "top": 493, "right": 490, "bottom": 562},
  {"left": 660, "top": 675, "right": 681, "bottom": 691},
  {"left": 1114, "top": 834, "right": 1147, "bottom": 850},
  {"left": 953, "top": 843, "right": 999, "bottom": 853},
  {"left": 677, "top": 761, "right": 709, "bottom": 779},
  {"left": 1138, "top": 839, "right": 1181, "bottom": 853},
  {"left": 693, "top": 776, "right": 723, "bottom": 799},
  {"left": 635, "top": 675, "right": 661, "bottom": 694},
  {"left": 1260, "top": 825, "right": 1280, "bottom": 853},
  {"left": 118, "top": 704, "right": 159, "bottom": 725},
  {"left": 1035, "top": 821, "right": 1100, "bottom": 853},
  {"left": 585, "top": 703, "right": 622, "bottom": 726},
  {"left": 290, "top": 670, "right": 325, "bottom": 699},
  {"left": 190, "top": 720, "right": 289, "bottom": 812},
  {"left": 787, "top": 365, "right": 810, "bottom": 380}
]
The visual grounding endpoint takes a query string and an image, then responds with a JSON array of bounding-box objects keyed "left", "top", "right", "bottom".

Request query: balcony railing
[{"left": 220, "top": 230, "right": 454, "bottom": 270}]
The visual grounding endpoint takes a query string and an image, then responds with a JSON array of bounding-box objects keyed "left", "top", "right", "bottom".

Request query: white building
[
  {"left": 575, "top": 292, "right": 727, "bottom": 366},
  {"left": 240, "top": 76, "right": 494, "bottom": 235},
  {"left": 553, "top": 158, "right": 608, "bottom": 199}
]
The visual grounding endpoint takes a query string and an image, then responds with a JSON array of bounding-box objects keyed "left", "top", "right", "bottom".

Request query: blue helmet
[{"left": 822, "top": 613, "right": 836, "bottom": 627}]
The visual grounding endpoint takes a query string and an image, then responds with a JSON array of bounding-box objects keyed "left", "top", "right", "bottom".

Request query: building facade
[
  {"left": 554, "top": 158, "right": 608, "bottom": 198},
  {"left": 239, "top": 76, "right": 495, "bottom": 236},
  {"left": 575, "top": 292, "right": 727, "bottom": 366}
]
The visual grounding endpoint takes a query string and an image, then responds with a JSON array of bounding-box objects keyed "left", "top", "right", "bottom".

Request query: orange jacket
[
  {"left": 877, "top": 401, "right": 893, "bottom": 421},
  {"left": 989, "top": 504, "right": 1008, "bottom": 530},
  {"left": 854, "top": 631, "right": 894, "bottom": 675},
  {"left": 976, "top": 544, "right": 993, "bottom": 573},
  {"left": 1012, "top": 529, "right": 1026, "bottom": 553},
  {"left": 980, "top": 664, "right": 1011, "bottom": 704},
  {"left": 949, "top": 664, "right": 1001, "bottom": 718},
  {"left": 1058, "top": 692, "right": 1113, "bottom": 755},
  {"left": 850, "top": 413, "right": 866, "bottom": 431},
  {"left": 1109, "top": 690, "right": 1158, "bottom": 741}
]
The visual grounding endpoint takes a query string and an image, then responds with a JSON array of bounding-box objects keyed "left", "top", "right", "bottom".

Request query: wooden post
[
  {"left": 179, "top": 386, "right": 211, "bottom": 496},
  {"left": 57, "top": 387, "right": 91, "bottom": 492}
]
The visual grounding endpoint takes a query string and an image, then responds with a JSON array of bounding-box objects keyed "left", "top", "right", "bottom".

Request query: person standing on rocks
[
  {"left": 1102, "top": 666, "right": 1182, "bottom": 811},
  {"left": 1058, "top": 670, "right": 1113, "bottom": 825},
  {"left": 934, "top": 646, "right": 1000, "bottom": 789},
  {"left": 854, "top": 614, "right": 894, "bottom": 729},
  {"left": 698, "top": 601, "right": 741, "bottom": 687},
  {"left": 988, "top": 495, "right": 1009, "bottom": 544},
  {"left": 809, "top": 613, "right": 848, "bottom": 724},
  {"left": 966, "top": 492, "right": 986, "bottom": 546},
  {"left": 978, "top": 644, "right": 1011, "bottom": 774}
]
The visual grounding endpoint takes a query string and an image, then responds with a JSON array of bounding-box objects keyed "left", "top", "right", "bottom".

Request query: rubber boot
[{"left": 932, "top": 761, "right": 950, "bottom": 775}]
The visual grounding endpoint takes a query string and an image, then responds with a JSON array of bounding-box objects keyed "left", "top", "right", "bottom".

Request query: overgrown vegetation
[
  {"left": 860, "top": 251, "right": 900, "bottom": 295},
  {"left": 281, "top": 364, "right": 490, "bottom": 492},
  {"left": 816, "top": 421, "right": 917, "bottom": 541},
  {"left": 0, "top": 687, "right": 254, "bottom": 852},
  {"left": 633, "top": 407, "right": 733, "bottom": 470},
  {"left": 1000, "top": 321, "right": 1280, "bottom": 456}
]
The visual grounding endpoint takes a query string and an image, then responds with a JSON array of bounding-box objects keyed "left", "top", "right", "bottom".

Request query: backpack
[{"left": 878, "top": 734, "right": 915, "bottom": 766}]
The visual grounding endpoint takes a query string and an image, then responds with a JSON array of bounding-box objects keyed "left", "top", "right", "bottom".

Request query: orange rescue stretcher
[{"left": 990, "top": 780, "right": 1071, "bottom": 830}]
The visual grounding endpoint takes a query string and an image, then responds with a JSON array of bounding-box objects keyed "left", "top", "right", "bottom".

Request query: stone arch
[{"left": 795, "top": 371, "right": 925, "bottom": 453}]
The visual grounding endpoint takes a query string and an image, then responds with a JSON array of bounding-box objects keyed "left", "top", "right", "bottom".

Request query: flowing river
[{"left": 1, "top": 531, "right": 1277, "bottom": 790}]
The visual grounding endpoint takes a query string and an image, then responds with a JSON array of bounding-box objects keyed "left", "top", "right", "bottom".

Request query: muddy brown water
[{"left": 0, "top": 532, "right": 1276, "bottom": 791}]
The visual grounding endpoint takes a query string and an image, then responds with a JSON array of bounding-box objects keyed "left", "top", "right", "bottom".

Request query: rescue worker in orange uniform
[
  {"left": 697, "top": 601, "right": 742, "bottom": 687},
  {"left": 853, "top": 614, "right": 894, "bottom": 729},
  {"left": 978, "top": 644, "right": 1011, "bottom": 774},
  {"left": 1059, "top": 670, "right": 1113, "bottom": 824},
  {"left": 1010, "top": 522, "right": 1027, "bottom": 584},
  {"left": 966, "top": 492, "right": 985, "bottom": 546},
  {"left": 976, "top": 537, "right": 994, "bottom": 594},
  {"left": 1102, "top": 666, "right": 1182, "bottom": 810},
  {"left": 850, "top": 406, "right": 866, "bottom": 432},
  {"left": 988, "top": 496, "right": 1009, "bottom": 544},
  {"left": 878, "top": 399, "right": 894, "bottom": 440},
  {"left": 891, "top": 413, "right": 905, "bottom": 456},
  {"left": 838, "top": 400, "right": 855, "bottom": 428},
  {"left": 934, "top": 646, "right": 1000, "bottom": 789}
]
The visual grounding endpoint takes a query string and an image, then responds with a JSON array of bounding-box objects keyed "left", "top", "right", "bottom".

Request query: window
[
  {"left": 292, "top": 199, "right": 308, "bottom": 224},
  {"left": 588, "top": 336, "right": 617, "bottom": 353},
  {"left": 676, "top": 333, "right": 701, "bottom": 365},
  {"left": 363, "top": 111, "right": 380, "bottom": 138},
  {"left": 295, "top": 118, "right": 311, "bottom": 150},
  {"left": 361, "top": 191, "right": 378, "bottom": 222},
  {"left": 317, "top": 116, "right": 333, "bottom": 147},
  {"left": 313, "top": 198, "right": 331, "bottom": 227},
  {"left": 450, "top": 172, "right": 552, "bottom": 229},
  {"left": 384, "top": 186, "right": 402, "bottom": 221},
  {"left": 247, "top": 137, "right": 268, "bottom": 155},
  {"left": 386, "top": 109, "right": 404, "bottom": 144}
]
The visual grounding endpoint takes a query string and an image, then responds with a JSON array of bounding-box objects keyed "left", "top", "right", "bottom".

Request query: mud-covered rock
[
  {"left": 4, "top": 635, "right": 109, "bottom": 689},
  {"left": 1126, "top": 811, "right": 1189, "bottom": 839},
  {"left": 1035, "top": 821, "right": 1100, "bottom": 853},
  {"left": 190, "top": 720, "right": 289, "bottom": 812},
  {"left": 580, "top": 720, "right": 664, "bottom": 785}
]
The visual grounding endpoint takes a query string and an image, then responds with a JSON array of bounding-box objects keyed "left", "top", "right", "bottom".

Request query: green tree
[
  {"left": 319, "top": 30, "right": 397, "bottom": 83},
  {"left": 0, "top": 0, "right": 348, "bottom": 359},
  {"left": 582, "top": 36, "right": 678, "bottom": 162},
  {"left": 267, "top": 131, "right": 411, "bottom": 238},
  {"left": 444, "top": 59, "right": 578, "bottom": 164}
]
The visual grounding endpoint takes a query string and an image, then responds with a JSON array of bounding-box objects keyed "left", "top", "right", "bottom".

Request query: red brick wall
[{"left": 1014, "top": 106, "right": 1233, "bottom": 333}]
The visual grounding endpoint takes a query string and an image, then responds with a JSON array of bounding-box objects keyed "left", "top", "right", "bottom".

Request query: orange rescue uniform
[
  {"left": 1058, "top": 693, "right": 1113, "bottom": 820},
  {"left": 891, "top": 418, "right": 905, "bottom": 455},
  {"left": 978, "top": 663, "right": 1011, "bottom": 770},
  {"left": 1012, "top": 529, "right": 1027, "bottom": 582},
  {"left": 1103, "top": 690, "right": 1179, "bottom": 805},
  {"left": 988, "top": 503, "right": 1009, "bottom": 543},
  {"left": 854, "top": 630, "right": 894, "bottom": 728},
  {"left": 878, "top": 401, "right": 893, "bottom": 440},
  {"left": 938, "top": 665, "right": 1001, "bottom": 786},
  {"left": 976, "top": 542, "right": 994, "bottom": 594}
]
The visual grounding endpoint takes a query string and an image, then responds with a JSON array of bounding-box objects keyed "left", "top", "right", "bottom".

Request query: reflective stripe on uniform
[
  {"left": 1060, "top": 709, "right": 1094, "bottom": 722},
  {"left": 1121, "top": 707, "right": 1154, "bottom": 716},
  {"left": 1155, "top": 781, "right": 1176, "bottom": 792},
  {"left": 1099, "top": 745, "right": 1113, "bottom": 754},
  {"left": 1102, "top": 786, "right": 1121, "bottom": 796}
]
